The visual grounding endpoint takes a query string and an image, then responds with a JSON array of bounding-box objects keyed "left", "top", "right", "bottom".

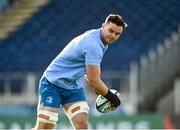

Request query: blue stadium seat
[{"left": 0, "top": 0, "right": 179, "bottom": 72}]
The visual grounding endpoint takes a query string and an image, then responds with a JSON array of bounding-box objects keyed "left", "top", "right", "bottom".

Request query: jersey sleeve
[{"left": 84, "top": 42, "right": 103, "bottom": 65}]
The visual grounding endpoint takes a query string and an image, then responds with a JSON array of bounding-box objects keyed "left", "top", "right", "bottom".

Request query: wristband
[{"left": 104, "top": 89, "right": 121, "bottom": 107}]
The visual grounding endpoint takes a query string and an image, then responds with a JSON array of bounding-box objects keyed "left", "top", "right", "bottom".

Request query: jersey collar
[{"left": 97, "top": 28, "right": 108, "bottom": 49}]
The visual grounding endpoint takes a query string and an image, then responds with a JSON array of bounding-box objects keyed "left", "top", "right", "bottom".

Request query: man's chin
[
  {"left": 107, "top": 41, "right": 115, "bottom": 44},
  {"left": 104, "top": 39, "right": 115, "bottom": 44}
]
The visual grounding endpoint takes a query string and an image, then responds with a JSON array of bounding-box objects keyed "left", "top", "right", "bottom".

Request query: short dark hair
[{"left": 105, "top": 14, "right": 127, "bottom": 29}]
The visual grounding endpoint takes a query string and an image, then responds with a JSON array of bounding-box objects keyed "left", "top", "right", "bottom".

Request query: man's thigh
[
  {"left": 39, "top": 77, "right": 62, "bottom": 108},
  {"left": 35, "top": 77, "right": 61, "bottom": 129}
]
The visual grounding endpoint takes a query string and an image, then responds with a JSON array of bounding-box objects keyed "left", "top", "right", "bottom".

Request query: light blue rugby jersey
[{"left": 43, "top": 28, "right": 108, "bottom": 89}]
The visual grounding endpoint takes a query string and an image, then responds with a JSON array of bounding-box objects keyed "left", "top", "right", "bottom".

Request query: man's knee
[
  {"left": 34, "top": 108, "right": 59, "bottom": 129},
  {"left": 73, "top": 118, "right": 88, "bottom": 129},
  {"left": 33, "top": 121, "right": 55, "bottom": 129},
  {"left": 37, "top": 109, "right": 58, "bottom": 125},
  {"left": 64, "top": 101, "right": 89, "bottom": 120},
  {"left": 64, "top": 101, "right": 89, "bottom": 129}
]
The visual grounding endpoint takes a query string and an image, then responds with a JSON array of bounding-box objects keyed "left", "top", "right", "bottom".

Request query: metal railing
[
  {"left": 0, "top": 72, "right": 40, "bottom": 105},
  {"left": 0, "top": 71, "right": 129, "bottom": 106},
  {"left": 129, "top": 26, "right": 180, "bottom": 113}
]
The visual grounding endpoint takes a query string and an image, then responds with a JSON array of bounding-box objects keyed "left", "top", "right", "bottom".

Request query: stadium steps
[{"left": 0, "top": 0, "right": 49, "bottom": 41}]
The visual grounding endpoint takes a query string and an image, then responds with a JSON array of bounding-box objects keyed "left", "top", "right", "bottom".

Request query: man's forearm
[{"left": 88, "top": 79, "right": 108, "bottom": 96}]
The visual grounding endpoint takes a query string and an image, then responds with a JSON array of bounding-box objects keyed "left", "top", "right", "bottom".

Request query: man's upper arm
[
  {"left": 86, "top": 64, "right": 101, "bottom": 82},
  {"left": 85, "top": 64, "right": 108, "bottom": 96}
]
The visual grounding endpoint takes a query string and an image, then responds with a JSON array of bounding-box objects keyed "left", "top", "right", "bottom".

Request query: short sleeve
[{"left": 84, "top": 43, "right": 103, "bottom": 65}]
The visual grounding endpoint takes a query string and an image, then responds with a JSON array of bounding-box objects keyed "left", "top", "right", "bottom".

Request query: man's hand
[{"left": 104, "top": 89, "right": 121, "bottom": 107}]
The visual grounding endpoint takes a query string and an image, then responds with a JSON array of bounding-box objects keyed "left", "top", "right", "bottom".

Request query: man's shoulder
[
  {"left": 82, "top": 29, "right": 100, "bottom": 43},
  {"left": 84, "top": 28, "right": 99, "bottom": 35},
  {"left": 83, "top": 28, "right": 99, "bottom": 39}
]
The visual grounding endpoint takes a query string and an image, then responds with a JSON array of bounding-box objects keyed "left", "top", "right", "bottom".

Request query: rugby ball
[{"left": 95, "top": 89, "right": 121, "bottom": 113}]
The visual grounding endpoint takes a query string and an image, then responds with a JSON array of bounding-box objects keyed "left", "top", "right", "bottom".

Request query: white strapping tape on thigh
[
  {"left": 37, "top": 110, "right": 58, "bottom": 125},
  {"left": 65, "top": 101, "right": 89, "bottom": 119}
]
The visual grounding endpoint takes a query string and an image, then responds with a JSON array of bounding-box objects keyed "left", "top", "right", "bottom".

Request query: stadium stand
[
  {"left": 0, "top": 0, "right": 7, "bottom": 13},
  {"left": 0, "top": 0, "right": 179, "bottom": 72},
  {"left": 0, "top": 0, "right": 49, "bottom": 40},
  {"left": 0, "top": 1, "right": 180, "bottom": 124}
]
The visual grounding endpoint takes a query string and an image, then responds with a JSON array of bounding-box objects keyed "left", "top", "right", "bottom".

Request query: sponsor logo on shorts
[{"left": 46, "top": 96, "right": 53, "bottom": 104}]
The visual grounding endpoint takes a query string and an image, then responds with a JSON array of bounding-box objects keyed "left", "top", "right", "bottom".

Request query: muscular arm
[
  {"left": 86, "top": 64, "right": 121, "bottom": 107},
  {"left": 86, "top": 64, "right": 108, "bottom": 96}
]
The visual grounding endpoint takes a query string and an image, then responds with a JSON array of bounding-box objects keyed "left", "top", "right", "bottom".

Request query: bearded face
[{"left": 101, "top": 22, "right": 123, "bottom": 45}]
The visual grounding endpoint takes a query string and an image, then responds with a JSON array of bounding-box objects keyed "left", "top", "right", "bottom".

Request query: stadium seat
[{"left": 0, "top": 0, "right": 179, "bottom": 72}]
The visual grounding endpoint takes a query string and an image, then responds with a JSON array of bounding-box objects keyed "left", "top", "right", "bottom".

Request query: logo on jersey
[{"left": 46, "top": 96, "right": 53, "bottom": 104}]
